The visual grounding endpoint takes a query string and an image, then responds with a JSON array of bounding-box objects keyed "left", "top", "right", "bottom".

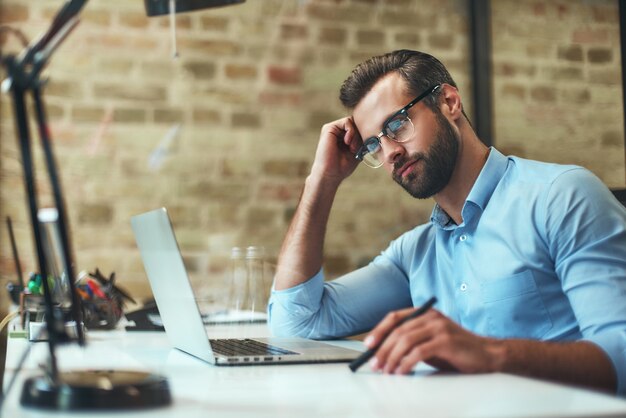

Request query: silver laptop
[{"left": 131, "top": 208, "right": 360, "bottom": 365}]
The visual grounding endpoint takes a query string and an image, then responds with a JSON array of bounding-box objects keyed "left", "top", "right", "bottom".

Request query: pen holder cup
[{"left": 81, "top": 298, "right": 123, "bottom": 330}]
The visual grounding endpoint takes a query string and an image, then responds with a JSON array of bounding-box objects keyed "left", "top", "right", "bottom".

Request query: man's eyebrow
[{"left": 357, "top": 108, "right": 400, "bottom": 139}]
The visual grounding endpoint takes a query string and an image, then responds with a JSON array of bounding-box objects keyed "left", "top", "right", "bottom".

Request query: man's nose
[{"left": 381, "top": 137, "right": 405, "bottom": 166}]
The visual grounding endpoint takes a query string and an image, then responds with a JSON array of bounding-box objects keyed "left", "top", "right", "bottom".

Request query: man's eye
[{"left": 388, "top": 117, "right": 408, "bottom": 134}]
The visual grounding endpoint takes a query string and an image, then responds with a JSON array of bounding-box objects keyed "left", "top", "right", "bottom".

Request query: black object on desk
[
  {"left": 125, "top": 301, "right": 164, "bottom": 332},
  {"left": 20, "top": 371, "right": 171, "bottom": 410}
]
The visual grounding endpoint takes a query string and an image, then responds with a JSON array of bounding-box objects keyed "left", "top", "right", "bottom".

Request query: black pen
[{"left": 349, "top": 296, "right": 437, "bottom": 373}]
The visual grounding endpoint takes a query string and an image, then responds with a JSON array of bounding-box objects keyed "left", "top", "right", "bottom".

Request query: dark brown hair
[{"left": 339, "top": 49, "right": 459, "bottom": 113}]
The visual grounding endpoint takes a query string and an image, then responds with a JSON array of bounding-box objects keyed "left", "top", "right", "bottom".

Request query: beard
[{"left": 392, "top": 111, "right": 459, "bottom": 199}]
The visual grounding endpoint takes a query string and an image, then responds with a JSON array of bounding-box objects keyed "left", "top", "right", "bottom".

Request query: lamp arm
[
  {"left": 32, "top": 85, "right": 85, "bottom": 346},
  {"left": 5, "top": 58, "right": 60, "bottom": 381},
  {"left": 21, "top": 0, "right": 88, "bottom": 66}
]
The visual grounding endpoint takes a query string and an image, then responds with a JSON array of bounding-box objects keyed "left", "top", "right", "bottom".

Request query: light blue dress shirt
[{"left": 268, "top": 148, "right": 626, "bottom": 395}]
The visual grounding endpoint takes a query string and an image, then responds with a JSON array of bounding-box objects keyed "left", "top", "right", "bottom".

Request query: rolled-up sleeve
[
  {"left": 546, "top": 168, "right": 626, "bottom": 395},
  {"left": 585, "top": 331, "right": 626, "bottom": 395},
  {"left": 268, "top": 256, "right": 413, "bottom": 340},
  {"left": 267, "top": 269, "right": 325, "bottom": 338}
]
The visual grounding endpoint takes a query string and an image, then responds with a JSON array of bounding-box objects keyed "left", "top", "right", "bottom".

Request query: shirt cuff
[
  {"left": 584, "top": 330, "right": 626, "bottom": 396},
  {"left": 267, "top": 269, "right": 324, "bottom": 337}
]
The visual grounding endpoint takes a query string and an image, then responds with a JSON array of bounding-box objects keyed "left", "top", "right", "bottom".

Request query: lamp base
[{"left": 20, "top": 370, "right": 171, "bottom": 410}]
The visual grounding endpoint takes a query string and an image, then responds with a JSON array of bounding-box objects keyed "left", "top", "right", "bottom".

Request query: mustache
[{"left": 393, "top": 153, "right": 424, "bottom": 178}]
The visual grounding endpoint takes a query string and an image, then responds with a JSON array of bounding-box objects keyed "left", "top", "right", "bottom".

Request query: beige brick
[
  {"left": 587, "top": 48, "right": 613, "bottom": 64},
  {"left": 319, "top": 27, "right": 347, "bottom": 45},
  {"left": 394, "top": 32, "right": 420, "bottom": 47},
  {"left": 384, "top": 0, "right": 413, "bottom": 6},
  {"left": 357, "top": 30, "right": 385, "bottom": 47},
  {"left": 192, "top": 108, "right": 221, "bottom": 124},
  {"left": 546, "top": 67, "right": 584, "bottom": 81},
  {"left": 230, "top": 112, "right": 261, "bottom": 129},
  {"left": 78, "top": 203, "right": 114, "bottom": 225},
  {"left": 93, "top": 83, "right": 167, "bottom": 102},
  {"left": 592, "top": 5, "right": 618, "bottom": 24},
  {"left": 98, "top": 58, "right": 135, "bottom": 75},
  {"left": 307, "top": 4, "right": 371, "bottom": 24},
  {"left": 118, "top": 11, "right": 150, "bottom": 28},
  {"left": 154, "top": 108, "right": 185, "bottom": 123},
  {"left": 493, "top": 62, "right": 537, "bottom": 78},
  {"left": 560, "top": 88, "right": 591, "bottom": 104},
  {"left": 139, "top": 61, "right": 175, "bottom": 79},
  {"left": 46, "top": 103, "right": 65, "bottom": 120},
  {"left": 558, "top": 45, "right": 583, "bottom": 62},
  {"left": 281, "top": 24, "right": 308, "bottom": 40},
  {"left": 380, "top": 11, "right": 436, "bottom": 29},
  {"left": 245, "top": 206, "right": 277, "bottom": 227},
  {"left": 72, "top": 106, "right": 106, "bottom": 123},
  {"left": 157, "top": 15, "right": 192, "bottom": 30},
  {"left": 200, "top": 16, "right": 230, "bottom": 31},
  {"left": 83, "top": 9, "right": 112, "bottom": 26},
  {"left": 308, "top": 111, "right": 340, "bottom": 130},
  {"left": 262, "top": 160, "right": 309, "bottom": 177},
  {"left": 428, "top": 33, "right": 454, "bottom": 50},
  {"left": 113, "top": 108, "right": 147, "bottom": 124},
  {"left": 602, "top": 131, "right": 622, "bottom": 147},
  {"left": 224, "top": 64, "right": 257, "bottom": 80},
  {"left": 500, "top": 84, "right": 527, "bottom": 100},
  {"left": 185, "top": 181, "right": 250, "bottom": 201},
  {"left": 46, "top": 80, "right": 83, "bottom": 99},
  {"left": 526, "top": 43, "right": 553, "bottom": 59},
  {"left": 178, "top": 38, "right": 241, "bottom": 56},
  {"left": 323, "top": 253, "right": 351, "bottom": 276},
  {"left": 258, "top": 183, "right": 304, "bottom": 202},
  {"left": 183, "top": 61, "right": 217, "bottom": 80},
  {"left": 267, "top": 66, "right": 302, "bottom": 85},
  {"left": 588, "top": 68, "right": 621, "bottom": 85},
  {"left": 572, "top": 28, "right": 609, "bottom": 44}
]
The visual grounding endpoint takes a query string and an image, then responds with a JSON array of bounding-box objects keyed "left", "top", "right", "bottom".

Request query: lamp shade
[{"left": 144, "top": 0, "right": 245, "bottom": 16}]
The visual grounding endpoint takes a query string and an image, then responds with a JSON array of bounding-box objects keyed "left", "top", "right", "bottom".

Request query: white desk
[{"left": 3, "top": 325, "right": 626, "bottom": 418}]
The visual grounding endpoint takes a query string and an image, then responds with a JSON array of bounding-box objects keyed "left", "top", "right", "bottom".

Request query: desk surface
[{"left": 3, "top": 324, "right": 626, "bottom": 418}]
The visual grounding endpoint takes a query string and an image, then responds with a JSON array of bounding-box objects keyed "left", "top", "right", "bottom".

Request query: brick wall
[
  {"left": 492, "top": 0, "right": 624, "bottom": 184},
  {"left": 0, "top": 0, "right": 623, "bottom": 308}
]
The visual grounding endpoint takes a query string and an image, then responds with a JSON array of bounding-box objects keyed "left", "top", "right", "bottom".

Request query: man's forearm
[
  {"left": 490, "top": 339, "right": 617, "bottom": 392},
  {"left": 274, "top": 175, "right": 340, "bottom": 290}
]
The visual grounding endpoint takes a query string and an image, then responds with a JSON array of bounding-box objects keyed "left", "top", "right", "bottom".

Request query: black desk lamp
[{"left": 1, "top": 0, "right": 244, "bottom": 411}]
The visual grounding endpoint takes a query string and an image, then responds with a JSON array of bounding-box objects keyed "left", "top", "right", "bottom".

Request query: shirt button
[
  {"left": 459, "top": 234, "right": 467, "bottom": 242},
  {"left": 460, "top": 283, "right": 468, "bottom": 291}
]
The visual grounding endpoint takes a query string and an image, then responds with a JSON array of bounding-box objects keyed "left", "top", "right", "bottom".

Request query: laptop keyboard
[{"left": 209, "top": 338, "right": 299, "bottom": 357}]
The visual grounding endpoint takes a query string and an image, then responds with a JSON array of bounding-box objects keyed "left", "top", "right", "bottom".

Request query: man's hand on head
[{"left": 309, "top": 116, "right": 363, "bottom": 187}]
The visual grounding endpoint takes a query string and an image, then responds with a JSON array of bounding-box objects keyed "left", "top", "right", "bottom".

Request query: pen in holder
[{"left": 75, "top": 269, "right": 135, "bottom": 330}]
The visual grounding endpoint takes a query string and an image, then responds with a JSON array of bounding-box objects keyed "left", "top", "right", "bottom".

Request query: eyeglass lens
[{"left": 361, "top": 116, "right": 414, "bottom": 168}]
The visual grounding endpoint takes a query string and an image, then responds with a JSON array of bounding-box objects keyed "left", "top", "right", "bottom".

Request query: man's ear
[{"left": 439, "top": 84, "right": 464, "bottom": 121}]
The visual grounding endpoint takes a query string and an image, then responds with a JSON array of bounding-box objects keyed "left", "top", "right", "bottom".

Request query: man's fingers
[
  {"left": 364, "top": 307, "right": 416, "bottom": 349},
  {"left": 376, "top": 315, "right": 440, "bottom": 373},
  {"left": 343, "top": 118, "right": 362, "bottom": 153},
  {"left": 394, "top": 340, "right": 440, "bottom": 375}
]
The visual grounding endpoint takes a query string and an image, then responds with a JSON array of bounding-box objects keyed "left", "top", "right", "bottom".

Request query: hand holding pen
[{"left": 349, "top": 296, "right": 437, "bottom": 372}]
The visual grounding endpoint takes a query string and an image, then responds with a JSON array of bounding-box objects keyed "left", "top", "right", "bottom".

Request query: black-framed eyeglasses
[{"left": 355, "top": 84, "right": 441, "bottom": 168}]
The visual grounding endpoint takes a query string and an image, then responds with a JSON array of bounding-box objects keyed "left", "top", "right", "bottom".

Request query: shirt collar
[{"left": 430, "top": 147, "right": 509, "bottom": 229}]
